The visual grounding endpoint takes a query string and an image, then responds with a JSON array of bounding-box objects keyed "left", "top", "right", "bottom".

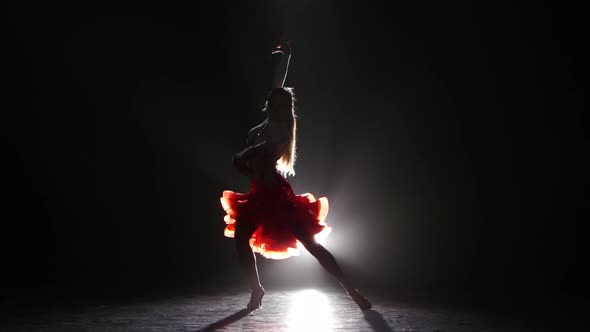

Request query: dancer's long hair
[{"left": 264, "top": 88, "right": 297, "bottom": 177}]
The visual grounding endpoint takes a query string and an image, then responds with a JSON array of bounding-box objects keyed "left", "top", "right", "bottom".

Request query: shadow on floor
[
  {"left": 197, "top": 308, "right": 254, "bottom": 331},
  {"left": 196, "top": 305, "right": 394, "bottom": 331},
  {"left": 364, "top": 309, "right": 395, "bottom": 332}
]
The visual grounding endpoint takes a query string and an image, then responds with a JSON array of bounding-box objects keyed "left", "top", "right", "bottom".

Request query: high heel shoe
[{"left": 247, "top": 286, "right": 265, "bottom": 310}]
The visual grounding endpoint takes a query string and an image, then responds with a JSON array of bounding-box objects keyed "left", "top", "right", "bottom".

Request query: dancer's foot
[
  {"left": 348, "top": 289, "right": 372, "bottom": 310},
  {"left": 247, "top": 286, "right": 265, "bottom": 310}
]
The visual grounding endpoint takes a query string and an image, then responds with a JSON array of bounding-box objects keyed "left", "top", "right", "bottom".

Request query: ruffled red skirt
[{"left": 220, "top": 173, "right": 331, "bottom": 259}]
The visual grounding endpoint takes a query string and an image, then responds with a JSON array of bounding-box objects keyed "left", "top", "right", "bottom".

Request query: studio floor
[{"left": 0, "top": 288, "right": 549, "bottom": 331}]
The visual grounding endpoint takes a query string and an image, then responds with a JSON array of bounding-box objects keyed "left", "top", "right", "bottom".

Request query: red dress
[
  {"left": 220, "top": 172, "right": 331, "bottom": 259},
  {"left": 220, "top": 119, "right": 331, "bottom": 259}
]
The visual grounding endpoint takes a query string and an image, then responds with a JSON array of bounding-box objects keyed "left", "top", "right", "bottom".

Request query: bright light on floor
[{"left": 287, "top": 289, "right": 333, "bottom": 331}]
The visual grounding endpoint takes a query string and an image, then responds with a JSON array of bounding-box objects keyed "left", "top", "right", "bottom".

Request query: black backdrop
[{"left": 4, "top": 0, "right": 586, "bottom": 317}]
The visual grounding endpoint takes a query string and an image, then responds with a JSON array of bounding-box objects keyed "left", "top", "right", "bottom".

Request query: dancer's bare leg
[
  {"left": 235, "top": 221, "right": 265, "bottom": 309},
  {"left": 292, "top": 226, "right": 372, "bottom": 310}
]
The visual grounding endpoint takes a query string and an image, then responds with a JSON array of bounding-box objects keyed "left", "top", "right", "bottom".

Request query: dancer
[{"left": 220, "top": 37, "right": 371, "bottom": 310}]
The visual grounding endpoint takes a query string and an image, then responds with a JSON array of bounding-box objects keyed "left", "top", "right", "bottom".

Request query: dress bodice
[
  {"left": 247, "top": 118, "right": 290, "bottom": 153},
  {"left": 243, "top": 118, "right": 291, "bottom": 181},
  {"left": 246, "top": 120, "right": 267, "bottom": 146}
]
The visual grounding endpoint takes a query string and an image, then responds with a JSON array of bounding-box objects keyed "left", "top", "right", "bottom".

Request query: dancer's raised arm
[{"left": 271, "top": 39, "right": 292, "bottom": 88}]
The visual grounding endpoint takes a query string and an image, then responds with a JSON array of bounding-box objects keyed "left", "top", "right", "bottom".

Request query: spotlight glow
[{"left": 287, "top": 289, "right": 333, "bottom": 331}]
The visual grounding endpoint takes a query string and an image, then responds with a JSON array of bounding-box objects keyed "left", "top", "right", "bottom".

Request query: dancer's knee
[{"left": 300, "top": 237, "right": 322, "bottom": 256}]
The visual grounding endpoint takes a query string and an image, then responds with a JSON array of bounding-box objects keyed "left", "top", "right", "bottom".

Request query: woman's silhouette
[{"left": 220, "top": 38, "right": 371, "bottom": 311}]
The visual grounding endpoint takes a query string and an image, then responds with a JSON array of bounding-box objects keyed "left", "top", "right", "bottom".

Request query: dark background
[{"left": 4, "top": 0, "right": 586, "bottom": 323}]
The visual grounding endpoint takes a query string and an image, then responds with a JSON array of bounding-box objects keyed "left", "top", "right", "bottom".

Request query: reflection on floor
[{"left": 2, "top": 288, "right": 535, "bottom": 331}]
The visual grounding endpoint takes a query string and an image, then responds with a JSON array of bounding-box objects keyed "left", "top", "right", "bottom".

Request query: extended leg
[
  {"left": 235, "top": 221, "right": 265, "bottom": 309},
  {"left": 292, "top": 226, "right": 372, "bottom": 310}
]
